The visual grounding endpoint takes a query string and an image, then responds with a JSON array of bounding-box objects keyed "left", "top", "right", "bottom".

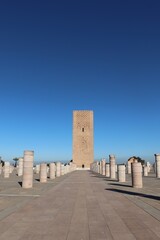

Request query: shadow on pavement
[
  {"left": 89, "top": 173, "right": 118, "bottom": 182},
  {"left": 108, "top": 183, "right": 132, "bottom": 188},
  {"left": 106, "top": 188, "right": 160, "bottom": 201},
  {"left": 35, "top": 178, "right": 40, "bottom": 182},
  {"left": 18, "top": 181, "right": 22, "bottom": 187},
  {"left": 104, "top": 179, "right": 118, "bottom": 182}
]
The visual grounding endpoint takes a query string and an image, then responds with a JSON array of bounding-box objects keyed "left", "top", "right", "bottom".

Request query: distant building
[{"left": 72, "top": 110, "right": 94, "bottom": 168}]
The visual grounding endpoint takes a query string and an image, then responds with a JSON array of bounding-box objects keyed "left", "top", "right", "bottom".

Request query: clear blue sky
[{"left": 0, "top": 0, "right": 160, "bottom": 163}]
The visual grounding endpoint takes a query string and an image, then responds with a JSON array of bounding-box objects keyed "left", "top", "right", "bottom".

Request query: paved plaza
[{"left": 0, "top": 170, "right": 160, "bottom": 240}]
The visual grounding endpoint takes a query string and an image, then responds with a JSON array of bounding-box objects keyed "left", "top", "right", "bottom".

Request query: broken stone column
[
  {"left": 9, "top": 165, "right": 14, "bottom": 173},
  {"left": 90, "top": 162, "right": 94, "bottom": 171},
  {"left": 61, "top": 164, "right": 65, "bottom": 175},
  {"left": 153, "top": 162, "right": 156, "bottom": 173},
  {"left": 143, "top": 166, "right": 148, "bottom": 176},
  {"left": 127, "top": 162, "right": 131, "bottom": 174},
  {"left": 18, "top": 158, "right": 23, "bottom": 176},
  {"left": 96, "top": 162, "right": 99, "bottom": 173},
  {"left": 35, "top": 164, "right": 40, "bottom": 174},
  {"left": 0, "top": 163, "right": 2, "bottom": 175},
  {"left": 98, "top": 162, "right": 100, "bottom": 174},
  {"left": 154, "top": 154, "right": 160, "bottom": 178},
  {"left": 146, "top": 162, "right": 150, "bottom": 173},
  {"left": 66, "top": 164, "right": 70, "bottom": 174},
  {"left": 64, "top": 165, "right": 67, "bottom": 174},
  {"left": 40, "top": 163, "right": 47, "bottom": 183},
  {"left": 99, "top": 161, "right": 102, "bottom": 174},
  {"left": 4, "top": 162, "right": 10, "bottom": 178},
  {"left": 22, "top": 150, "right": 34, "bottom": 189},
  {"left": 56, "top": 162, "right": 61, "bottom": 177},
  {"left": 132, "top": 162, "right": 143, "bottom": 188},
  {"left": 109, "top": 155, "right": 116, "bottom": 179},
  {"left": 101, "top": 159, "right": 106, "bottom": 175},
  {"left": 105, "top": 163, "right": 110, "bottom": 177},
  {"left": 118, "top": 165, "right": 126, "bottom": 182},
  {"left": 49, "top": 162, "right": 55, "bottom": 179}
]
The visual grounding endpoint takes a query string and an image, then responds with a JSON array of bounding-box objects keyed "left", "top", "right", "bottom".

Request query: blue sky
[{"left": 0, "top": 0, "right": 160, "bottom": 163}]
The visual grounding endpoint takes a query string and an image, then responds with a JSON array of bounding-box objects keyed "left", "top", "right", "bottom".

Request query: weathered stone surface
[
  {"left": 132, "top": 162, "right": 143, "bottom": 188},
  {"left": 118, "top": 164, "right": 126, "bottom": 182},
  {"left": 146, "top": 161, "right": 151, "bottom": 172},
  {"left": 56, "top": 162, "right": 61, "bottom": 177},
  {"left": 109, "top": 154, "right": 116, "bottom": 179},
  {"left": 40, "top": 163, "right": 47, "bottom": 183},
  {"left": 0, "top": 163, "right": 2, "bottom": 175},
  {"left": 18, "top": 158, "right": 23, "bottom": 176},
  {"left": 73, "top": 110, "right": 94, "bottom": 168},
  {"left": 60, "top": 164, "right": 65, "bottom": 176},
  {"left": 127, "top": 162, "right": 131, "bottom": 174},
  {"left": 105, "top": 163, "right": 110, "bottom": 177},
  {"left": 101, "top": 158, "right": 106, "bottom": 175},
  {"left": 154, "top": 153, "right": 160, "bottom": 178},
  {"left": 143, "top": 166, "right": 148, "bottom": 176},
  {"left": 35, "top": 164, "right": 40, "bottom": 174},
  {"left": 4, "top": 162, "right": 10, "bottom": 178},
  {"left": 22, "top": 150, "right": 34, "bottom": 189},
  {"left": 49, "top": 162, "right": 55, "bottom": 179},
  {"left": 90, "top": 162, "right": 99, "bottom": 173}
]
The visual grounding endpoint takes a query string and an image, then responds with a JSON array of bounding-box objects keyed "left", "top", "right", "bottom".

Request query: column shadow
[
  {"left": 90, "top": 173, "right": 118, "bottom": 182},
  {"left": 105, "top": 179, "right": 118, "bottom": 182},
  {"left": 18, "top": 181, "right": 22, "bottom": 187},
  {"left": 106, "top": 188, "right": 160, "bottom": 201},
  {"left": 108, "top": 183, "right": 132, "bottom": 188},
  {"left": 35, "top": 179, "right": 40, "bottom": 182}
]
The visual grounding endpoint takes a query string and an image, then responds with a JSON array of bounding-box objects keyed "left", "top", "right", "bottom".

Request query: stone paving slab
[{"left": 0, "top": 170, "right": 160, "bottom": 239}]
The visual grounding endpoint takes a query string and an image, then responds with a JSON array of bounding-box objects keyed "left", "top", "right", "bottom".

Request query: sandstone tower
[{"left": 73, "top": 110, "right": 94, "bottom": 168}]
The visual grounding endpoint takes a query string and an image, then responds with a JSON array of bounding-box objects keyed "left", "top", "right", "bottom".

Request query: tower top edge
[{"left": 73, "top": 110, "right": 93, "bottom": 112}]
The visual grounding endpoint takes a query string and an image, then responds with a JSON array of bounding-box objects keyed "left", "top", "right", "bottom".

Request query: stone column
[
  {"left": 56, "top": 162, "right": 61, "bottom": 177},
  {"left": 95, "top": 162, "right": 99, "bottom": 173},
  {"left": 127, "top": 162, "right": 131, "bottom": 174},
  {"left": 97, "top": 162, "right": 99, "bottom": 173},
  {"left": 4, "top": 162, "right": 10, "bottom": 178},
  {"left": 132, "top": 162, "right": 143, "bottom": 188},
  {"left": 118, "top": 165, "right": 126, "bottom": 182},
  {"left": 99, "top": 161, "right": 102, "bottom": 174},
  {"left": 61, "top": 164, "right": 65, "bottom": 175},
  {"left": 66, "top": 164, "right": 70, "bottom": 174},
  {"left": 0, "top": 163, "right": 2, "bottom": 175},
  {"left": 146, "top": 162, "right": 150, "bottom": 173},
  {"left": 64, "top": 165, "right": 67, "bottom": 174},
  {"left": 98, "top": 162, "right": 100, "bottom": 174},
  {"left": 35, "top": 164, "right": 40, "bottom": 174},
  {"left": 109, "top": 155, "right": 116, "bottom": 179},
  {"left": 40, "top": 163, "right": 47, "bottom": 183},
  {"left": 143, "top": 166, "right": 148, "bottom": 176},
  {"left": 22, "top": 150, "right": 34, "bottom": 189},
  {"left": 154, "top": 154, "right": 160, "bottom": 178},
  {"left": 153, "top": 162, "right": 156, "bottom": 173},
  {"left": 105, "top": 163, "right": 110, "bottom": 177},
  {"left": 9, "top": 165, "right": 14, "bottom": 173},
  {"left": 18, "top": 158, "right": 23, "bottom": 176},
  {"left": 90, "top": 163, "right": 93, "bottom": 171},
  {"left": 49, "top": 163, "right": 55, "bottom": 179},
  {"left": 102, "top": 159, "right": 106, "bottom": 175}
]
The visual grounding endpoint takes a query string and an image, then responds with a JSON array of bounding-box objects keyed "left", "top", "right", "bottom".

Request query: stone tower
[{"left": 73, "top": 110, "right": 94, "bottom": 168}]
